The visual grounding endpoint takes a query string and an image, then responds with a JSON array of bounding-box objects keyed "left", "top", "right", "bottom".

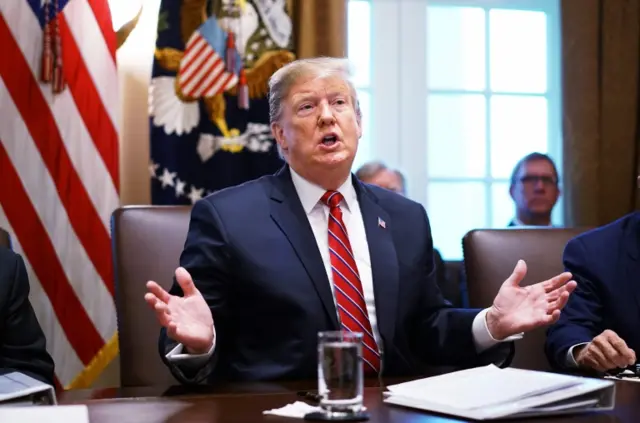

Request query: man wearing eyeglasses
[{"left": 508, "top": 153, "right": 560, "bottom": 227}]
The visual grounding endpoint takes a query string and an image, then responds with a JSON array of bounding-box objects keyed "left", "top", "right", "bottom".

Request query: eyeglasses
[{"left": 519, "top": 175, "right": 557, "bottom": 186}]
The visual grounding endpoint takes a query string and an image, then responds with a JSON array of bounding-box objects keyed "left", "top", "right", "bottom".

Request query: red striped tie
[{"left": 321, "top": 191, "right": 381, "bottom": 374}]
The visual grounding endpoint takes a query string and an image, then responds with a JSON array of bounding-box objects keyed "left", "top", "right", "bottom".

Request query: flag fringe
[{"left": 65, "top": 332, "right": 119, "bottom": 390}]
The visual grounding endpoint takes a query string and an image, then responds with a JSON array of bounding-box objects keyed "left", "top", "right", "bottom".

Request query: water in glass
[{"left": 317, "top": 331, "right": 364, "bottom": 415}]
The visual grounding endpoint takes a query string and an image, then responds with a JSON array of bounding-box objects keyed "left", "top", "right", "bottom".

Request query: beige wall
[
  {"left": 92, "top": 0, "right": 161, "bottom": 388},
  {"left": 116, "top": 0, "right": 161, "bottom": 206}
]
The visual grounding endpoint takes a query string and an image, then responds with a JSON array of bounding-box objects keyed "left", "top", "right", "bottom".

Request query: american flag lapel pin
[{"left": 378, "top": 217, "right": 386, "bottom": 229}]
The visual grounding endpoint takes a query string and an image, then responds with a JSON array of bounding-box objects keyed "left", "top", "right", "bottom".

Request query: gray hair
[
  {"left": 509, "top": 152, "right": 559, "bottom": 188},
  {"left": 268, "top": 57, "right": 361, "bottom": 124},
  {"left": 355, "top": 161, "right": 407, "bottom": 195},
  {"left": 355, "top": 161, "right": 388, "bottom": 181}
]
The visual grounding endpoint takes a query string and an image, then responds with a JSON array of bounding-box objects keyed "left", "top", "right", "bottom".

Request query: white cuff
[
  {"left": 565, "top": 342, "right": 589, "bottom": 368},
  {"left": 472, "top": 308, "right": 524, "bottom": 352},
  {"left": 165, "top": 325, "right": 216, "bottom": 363}
]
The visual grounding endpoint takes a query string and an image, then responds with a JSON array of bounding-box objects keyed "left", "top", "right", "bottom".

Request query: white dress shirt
[
  {"left": 289, "top": 168, "right": 385, "bottom": 352},
  {"left": 166, "top": 169, "right": 519, "bottom": 363},
  {"left": 512, "top": 217, "right": 552, "bottom": 227},
  {"left": 566, "top": 343, "right": 590, "bottom": 367}
]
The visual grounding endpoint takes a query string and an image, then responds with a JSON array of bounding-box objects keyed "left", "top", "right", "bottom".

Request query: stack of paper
[
  {"left": 384, "top": 365, "right": 615, "bottom": 420},
  {"left": 0, "top": 405, "right": 88, "bottom": 423},
  {"left": 0, "top": 372, "right": 56, "bottom": 406}
]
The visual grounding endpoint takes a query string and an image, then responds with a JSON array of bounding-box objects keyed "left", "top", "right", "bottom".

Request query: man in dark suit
[
  {"left": 546, "top": 206, "right": 640, "bottom": 373},
  {"left": 0, "top": 247, "right": 55, "bottom": 385},
  {"left": 145, "top": 57, "right": 576, "bottom": 384}
]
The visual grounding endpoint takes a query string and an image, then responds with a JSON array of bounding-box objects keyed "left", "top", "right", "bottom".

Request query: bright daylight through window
[{"left": 348, "top": 0, "right": 562, "bottom": 260}]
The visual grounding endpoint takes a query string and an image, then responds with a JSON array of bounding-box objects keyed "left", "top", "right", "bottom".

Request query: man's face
[
  {"left": 271, "top": 75, "right": 361, "bottom": 178},
  {"left": 365, "top": 170, "right": 404, "bottom": 195},
  {"left": 510, "top": 160, "right": 560, "bottom": 216}
]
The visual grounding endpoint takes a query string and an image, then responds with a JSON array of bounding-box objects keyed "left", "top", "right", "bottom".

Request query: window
[
  {"left": 348, "top": 0, "right": 373, "bottom": 171},
  {"left": 348, "top": 0, "right": 562, "bottom": 260}
]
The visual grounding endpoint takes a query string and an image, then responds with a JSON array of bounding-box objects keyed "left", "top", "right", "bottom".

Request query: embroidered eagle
[{"left": 153, "top": 0, "right": 295, "bottom": 138}]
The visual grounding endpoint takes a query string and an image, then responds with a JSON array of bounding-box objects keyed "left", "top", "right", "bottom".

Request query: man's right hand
[
  {"left": 144, "top": 267, "right": 214, "bottom": 354},
  {"left": 574, "top": 330, "right": 636, "bottom": 372}
]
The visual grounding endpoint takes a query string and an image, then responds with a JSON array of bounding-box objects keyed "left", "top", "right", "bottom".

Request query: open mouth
[{"left": 321, "top": 134, "right": 338, "bottom": 146}]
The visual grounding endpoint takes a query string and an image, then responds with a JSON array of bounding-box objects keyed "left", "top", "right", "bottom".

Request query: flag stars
[
  {"left": 175, "top": 178, "right": 186, "bottom": 197},
  {"left": 187, "top": 186, "right": 205, "bottom": 204},
  {"left": 149, "top": 161, "right": 159, "bottom": 178},
  {"left": 159, "top": 168, "right": 176, "bottom": 188}
]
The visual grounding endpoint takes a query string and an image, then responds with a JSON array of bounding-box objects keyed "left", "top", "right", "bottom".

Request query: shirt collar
[
  {"left": 513, "top": 217, "right": 552, "bottom": 227},
  {"left": 289, "top": 167, "right": 356, "bottom": 215}
]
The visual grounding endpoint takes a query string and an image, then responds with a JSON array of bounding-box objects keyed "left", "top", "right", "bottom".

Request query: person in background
[
  {"left": 144, "top": 57, "right": 576, "bottom": 385},
  {"left": 508, "top": 153, "right": 560, "bottom": 227},
  {"left": 355, "top": 161, "right": 462, "bottom": 306},
  {"left": 545, "top": 175, "right": 640, "bottom": 374},
  {"left": 355, "top": 161, "right": 405, "bottom": 195},
  {"left": 0, "top": 246, "right": 55, "bottom": 385}
]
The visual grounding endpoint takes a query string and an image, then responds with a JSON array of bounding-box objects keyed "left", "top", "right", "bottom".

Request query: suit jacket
[
  {"left": 545, "top": 212, "right": 640, "bottom": 370},
  {"left": 0, "top": 247, "right": 54, "bottom": 385},
  {"left": 160, "top": 166, "right": 512, "bottom": 383},
  {"left": 432, "top": 248, "right": 463, "bottom": 307}
]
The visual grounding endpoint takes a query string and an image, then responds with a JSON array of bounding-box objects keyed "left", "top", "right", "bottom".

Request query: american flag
[
  {"left": 0, "top": 0, "right": 119, "bottom": 390},
  {"left": 178, "top": 29, "right": 238, "bottom": 98}
]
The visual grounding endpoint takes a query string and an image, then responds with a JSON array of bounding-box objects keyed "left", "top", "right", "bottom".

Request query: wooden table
[{"left": 58, "top": 378, "right": 640, "bottom": 423}]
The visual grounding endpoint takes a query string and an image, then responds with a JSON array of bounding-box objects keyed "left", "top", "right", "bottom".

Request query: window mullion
[
  {"left": 398, "top": 0, "right": 429, "bottom": 206},
  {"left": 484, "top": 7, "right": 493, "bottom": 228},
  {"left": 369, "top": 0, "right": 401, "bottom": 171}
]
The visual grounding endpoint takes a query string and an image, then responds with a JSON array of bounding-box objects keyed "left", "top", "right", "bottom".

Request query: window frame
[{"left": 348, "top": 0, "right": 563, "bottom": 259}]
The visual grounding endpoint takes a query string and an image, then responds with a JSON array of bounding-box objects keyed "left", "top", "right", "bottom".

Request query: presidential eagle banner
[{"left": 149, "top": 0, "right": 295, "bottom": 204}]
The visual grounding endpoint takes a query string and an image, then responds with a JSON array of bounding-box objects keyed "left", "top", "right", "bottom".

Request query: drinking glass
[{"left": 317, "top": 331, "right": 364, "bottom": 416}]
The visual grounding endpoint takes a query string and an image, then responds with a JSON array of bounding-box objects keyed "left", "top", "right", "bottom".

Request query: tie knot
[{"left": 321, "top": 191, "right": 343, "bottom": 208}]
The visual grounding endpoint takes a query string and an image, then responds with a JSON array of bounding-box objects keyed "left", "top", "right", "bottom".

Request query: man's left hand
[{"left": 486, "top": 260, "right": 576, "bottom": 340}]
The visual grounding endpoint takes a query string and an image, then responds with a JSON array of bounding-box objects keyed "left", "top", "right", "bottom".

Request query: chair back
[
  {"left": 462, "top": 227, "right": 591, "bottom": 371},
  {"left": 111, "top": 206, "right": 191, "bottom": 387}
]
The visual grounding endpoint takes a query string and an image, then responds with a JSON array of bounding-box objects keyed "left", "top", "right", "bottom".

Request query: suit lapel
[
  {"left": 355, "top": 179, "right": 399, "bottom": 347},
  {"left": 269, "top": 166, "right": 339, "bottom": 328}
]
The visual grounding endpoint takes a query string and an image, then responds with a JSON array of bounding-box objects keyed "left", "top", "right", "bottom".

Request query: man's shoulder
[
  {"left": 199, "top": 174, "right": 276, "bottom": 210},
  {"left": 564, "top": 213, "right": 639, "bottom": 274},
  {"left": 362, "top": 183, "right": 423, "bottom": 211},
  {"left": 569, "top": 212, "right": 639, "bottom": 249},
  {"left": 0, "top": 247, "right": 18, "bottom": 271},
  {"left": 0, "top": 247, "right": 20, "bottom": 291}
]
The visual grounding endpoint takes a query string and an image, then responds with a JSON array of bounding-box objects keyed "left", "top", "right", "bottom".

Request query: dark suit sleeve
[
  {"left": 409, "top": 206, "right": 513, "bottom": 367},
  {"left": 545, "top": 238, "right": 603, "bottom": 370},
  {"left": 159, "top": 199, "right": 232, "bottom": 384},
  {"left": 0, "top": 253, "right": 55, "bottom": 385},
  {"left": 432, "top": 249, "right": 459, "bottom": 307}
]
